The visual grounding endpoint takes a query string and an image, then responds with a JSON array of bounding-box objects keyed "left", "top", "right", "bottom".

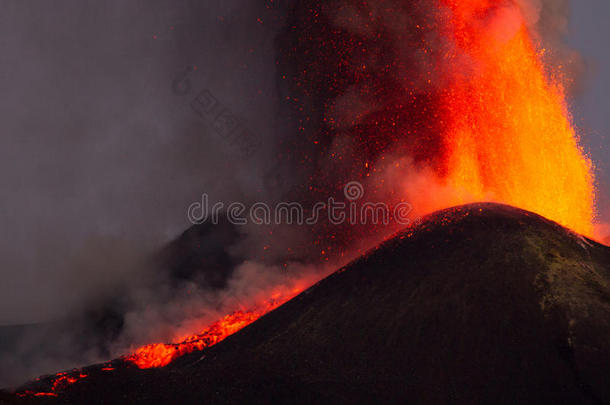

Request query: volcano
[{"left": 3, "top": 203, "right": 610, "bottom": 404}]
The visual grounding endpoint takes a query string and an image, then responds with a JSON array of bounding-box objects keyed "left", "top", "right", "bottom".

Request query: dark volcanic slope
[{"left": 4, "top": 203, "right": 610, "bottom": 404}]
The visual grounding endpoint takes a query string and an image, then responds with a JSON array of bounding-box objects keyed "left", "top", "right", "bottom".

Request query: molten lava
[
  {"left": 126, "top": 311, "right": 268, "bottom": 369},
  {"left": 438, "top": 0, "right": 595, "bottom": 235},
  {"left": 17, "top": 372, "right": 89, "bottom": 398},
  {"left": 126, "top": 287, "right": 306, "bottom": 369}
]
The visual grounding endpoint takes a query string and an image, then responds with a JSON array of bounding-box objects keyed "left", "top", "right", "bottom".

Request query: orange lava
[
  {"left": 438, "top": 0, "right": 595, "bottom": 235},
  {"left": 17, "top": 372, "right": 89, "bottom": 398},
  {"left": 126, "top": 287, "right": 305, "bottom": 369}
]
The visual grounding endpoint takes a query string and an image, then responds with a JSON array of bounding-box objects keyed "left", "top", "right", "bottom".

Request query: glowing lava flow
[
  {"left": 17, "top": 372, "right": 89, "bottom": 398},
  {"left": 126, "top": 311, "right": 268, "bottom": 369},
  {"left": 126, "top": 287, "right": 305, "bottom": 369},
  {"left": 437, "top": 0, "right": 595, "bottom": 236}
]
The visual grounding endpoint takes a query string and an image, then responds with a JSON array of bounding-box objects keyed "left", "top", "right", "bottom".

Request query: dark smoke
[{"left": 0, "top": 0, "right": 303, "bottom": 386}]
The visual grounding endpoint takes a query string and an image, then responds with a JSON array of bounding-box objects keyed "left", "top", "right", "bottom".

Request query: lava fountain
[{"left": 438, "top": 0, "right": 595, "bottom": 235}]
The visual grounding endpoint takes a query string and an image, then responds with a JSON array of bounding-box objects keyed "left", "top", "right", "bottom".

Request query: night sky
[{"left": 569, "top": 0, "right": 610, "bottom": 219}]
